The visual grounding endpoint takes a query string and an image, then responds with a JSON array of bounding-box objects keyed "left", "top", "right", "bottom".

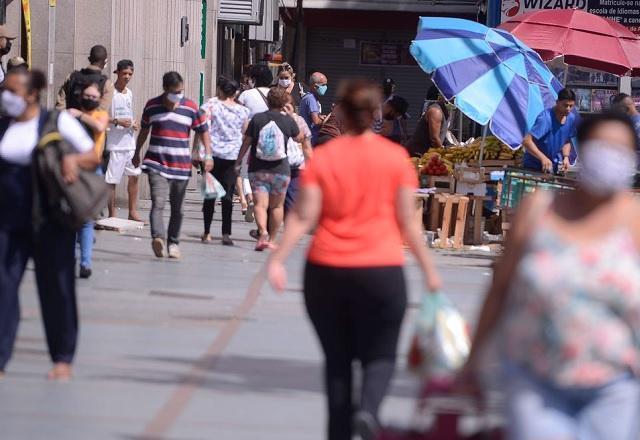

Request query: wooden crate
[
  {"left": 421, "top": 175, "right": 455, "bottom": 193},
  {"left": 429, "top": 194, "right": 469, "bottom": 249}
]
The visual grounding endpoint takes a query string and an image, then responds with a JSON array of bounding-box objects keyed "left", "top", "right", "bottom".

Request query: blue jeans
[
  {"left": 504, "top": 364, "right": 640, "bottom": 440},
  {"left": 78, "top": 221, "right": 94, "bottom": 269},
  {"left": 77, "top": 168, "right": 103, "bottom": 269}
]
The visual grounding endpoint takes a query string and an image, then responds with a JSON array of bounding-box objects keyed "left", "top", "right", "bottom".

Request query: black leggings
[
  {"left": 304, "top": 263, "right": 407, "bottom": 440},
  {"left": 202, "top": 158, "right": 237, "bottom": 236}
]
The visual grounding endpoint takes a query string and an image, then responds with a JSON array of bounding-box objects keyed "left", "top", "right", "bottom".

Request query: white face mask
[
  {"left": 166, "top": 92, "right": 184, "bottom": 104},
  {"left": 579, "top": 140, "right": 637, "bottom": 196},
  {"left": 1, "top": 90, "right": 27, "bottom": 118},
  {"left": 278, "top": 78, "right": 292, "bottom": 88}
]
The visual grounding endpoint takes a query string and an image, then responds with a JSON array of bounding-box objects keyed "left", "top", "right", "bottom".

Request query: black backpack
[
  {"left": 32, "top": 110, "right": 109, "bottom": 231},
  {"left": 65, "top": 68, "right": 107, "bottom": 109}
]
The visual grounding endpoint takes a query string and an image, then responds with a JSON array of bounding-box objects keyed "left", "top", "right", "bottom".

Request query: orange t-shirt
[{"left": 301, "top": 133, "right": 417, "bottom": 267}]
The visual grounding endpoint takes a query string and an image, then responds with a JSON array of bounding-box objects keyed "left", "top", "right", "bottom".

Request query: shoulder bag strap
[{"left": 256, "top": 88, "right": 269, "bottom": 107}]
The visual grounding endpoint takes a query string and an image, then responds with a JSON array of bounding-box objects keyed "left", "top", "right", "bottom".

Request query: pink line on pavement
[{"left": 141, "top": 268, "right": 267, "bottom": 438}]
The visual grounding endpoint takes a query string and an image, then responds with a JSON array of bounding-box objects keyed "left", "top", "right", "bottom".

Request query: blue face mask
[{"left": 317, "top": 84, "right": 328, "bottom": 96}]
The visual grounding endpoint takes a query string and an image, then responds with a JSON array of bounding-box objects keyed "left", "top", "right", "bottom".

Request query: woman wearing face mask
[
  {"left": 275, "top": 62, "right": 307, "bottom": 110},
  {"left": 0, "top": 69, "right": 98, "bottom": 380},
  {"left": 459, "top": 112, "right": 640, "bottom": 440},
  {"left": 67, "top": 83, "right": 109, "bottom": 279}
]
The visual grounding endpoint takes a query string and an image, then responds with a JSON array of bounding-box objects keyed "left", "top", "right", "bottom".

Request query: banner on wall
[
  {"left": 21, "top": 0, "right": 31, "bottom": 66},
  {"left": 500, "top": 0, "right": 640, "bottom": 34}
]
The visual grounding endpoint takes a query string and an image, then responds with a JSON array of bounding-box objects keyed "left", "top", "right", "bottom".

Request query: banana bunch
[{"left": 424, "top": 136, "right": 523, "bottom": 163}]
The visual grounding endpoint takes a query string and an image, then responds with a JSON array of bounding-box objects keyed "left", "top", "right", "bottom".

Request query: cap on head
[
  {"left": 0, "top": 25, "right": 16, "bottom": 40},
  {"left": 114, "top": 59, "right": 134, "bottom": 73}
]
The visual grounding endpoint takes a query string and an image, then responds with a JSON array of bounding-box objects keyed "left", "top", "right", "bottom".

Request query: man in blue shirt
[
  {"left": 299, "top": 72, "right": 328, "bottom": 145},
  {"left": 523, "top": 88, "right": 578, "bottom": 173}
]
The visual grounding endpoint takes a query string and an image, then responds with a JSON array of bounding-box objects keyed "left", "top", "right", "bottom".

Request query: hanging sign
[{"left": 501, "top": 0, "right": 640, "bottom": 34}]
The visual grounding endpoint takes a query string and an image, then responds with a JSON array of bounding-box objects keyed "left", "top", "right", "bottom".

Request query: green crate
[{"left": 500, "top": 168, "right": 575, "bottom": 210}]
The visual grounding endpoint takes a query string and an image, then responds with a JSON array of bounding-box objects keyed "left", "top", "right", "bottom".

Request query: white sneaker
[{"left": 168, "top": 243, "right": 181, "bottom": 259}]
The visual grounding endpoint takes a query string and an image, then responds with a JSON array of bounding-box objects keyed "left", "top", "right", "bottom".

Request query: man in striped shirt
[{"left": 133, "top": 71, "right": 213, "bottom": 259}]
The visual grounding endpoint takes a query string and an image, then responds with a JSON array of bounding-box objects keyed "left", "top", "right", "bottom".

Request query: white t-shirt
[
  {"left": 0, "top": 111, "right": 94, "bottom": 166},
  {"left": 107, "top": 87, "right": 136, "bottom": 151},
  {"left": 237, "top": 87, "right": 270, "bottom": 119}
]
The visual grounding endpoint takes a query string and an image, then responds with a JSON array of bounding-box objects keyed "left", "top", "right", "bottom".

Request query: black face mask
[
  {"left": 81, "top": 98, "right": 100, "bottom": 111},
  {"left": 0, "top": 40, "right": 12, "bottom": 56}
]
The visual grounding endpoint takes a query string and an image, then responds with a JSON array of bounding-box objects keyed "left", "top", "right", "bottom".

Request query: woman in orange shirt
[
  {"left": 68, "top": 82, "right": 109, "bottom": 279},
  {"left": 268, "top": 79, "right": 441, "bottom": 440}
]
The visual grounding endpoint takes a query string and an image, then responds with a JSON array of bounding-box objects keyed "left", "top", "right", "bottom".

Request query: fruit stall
[{"left": 411, "top": 136, "right": 578, "bottom": 248}]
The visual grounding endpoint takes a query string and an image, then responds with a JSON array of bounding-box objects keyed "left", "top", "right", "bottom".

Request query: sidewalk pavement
[{"left": 0, "top": 189, "right": 493, "bottom": 440}]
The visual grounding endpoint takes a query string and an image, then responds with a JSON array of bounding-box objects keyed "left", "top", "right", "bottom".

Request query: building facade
[{"left": 280, "top": 0, "right": 483, "bottom": 134}]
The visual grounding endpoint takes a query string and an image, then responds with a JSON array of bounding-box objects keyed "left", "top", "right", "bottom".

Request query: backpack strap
[{"left": 31, "top": 108, "right": 60, "bottom": 237}]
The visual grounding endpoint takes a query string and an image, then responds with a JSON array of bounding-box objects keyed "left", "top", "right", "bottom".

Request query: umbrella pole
[
  {"left": 478, "top": 124, "right": 489, "bottom": 168},
  {"left": 563, "top": 63, "right": 568, "bottom": 87}
]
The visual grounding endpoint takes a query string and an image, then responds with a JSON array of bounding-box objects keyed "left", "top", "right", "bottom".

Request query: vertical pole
[
  {"left": 478, "top": 124, "right": 489, "bottom": 168},
  {"left": 458, "top": 106, "right": 463, "bottom": 143},
  {"left": 47, "top": 0, "right": 56, "bottom": 108}
]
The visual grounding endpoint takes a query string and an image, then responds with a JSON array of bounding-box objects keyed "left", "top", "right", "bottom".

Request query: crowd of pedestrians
[{"left": 4, "top": 37, "right": 640, "bottom": 440}]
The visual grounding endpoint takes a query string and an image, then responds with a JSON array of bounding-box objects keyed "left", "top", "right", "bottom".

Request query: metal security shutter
[
  {"left": 306, "top": 27, "right": 433, "bottom": 133},
  {"left": 219, "top": 0, "right": 263, "bottom": 24}
]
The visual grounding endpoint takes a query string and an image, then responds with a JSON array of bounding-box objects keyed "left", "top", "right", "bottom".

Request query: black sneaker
[
  {"left": 249, "top": 229, "right": 260, "bottom": 240},
  {"left": 79, "top": 266, "right": 92, "bottom": 279}
]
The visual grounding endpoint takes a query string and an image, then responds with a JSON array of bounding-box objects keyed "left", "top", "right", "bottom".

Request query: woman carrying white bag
[{"left": 199, "top": 76, "right": 250, "bottom": 246}]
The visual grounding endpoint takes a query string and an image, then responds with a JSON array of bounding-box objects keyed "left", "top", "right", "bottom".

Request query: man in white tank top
[{"left": 105, "top": 60, "right": 143, "bottom": 222}]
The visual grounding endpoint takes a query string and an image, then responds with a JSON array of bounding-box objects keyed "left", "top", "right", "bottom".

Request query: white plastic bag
[
  {"left": 200, "top": 172, "right": 226, "bottom": 200},
  {"left": 408, "top": 292, "right": 470, "bottom": 379}
]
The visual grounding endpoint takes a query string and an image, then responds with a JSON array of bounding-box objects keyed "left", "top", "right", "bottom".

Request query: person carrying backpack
[
  {"left": 235, "top": 88, "right": 302, "bottom": 251},
  {"left": 56, "top": 45, "right": 114, "bottom": 112},
  {"left": 0, "top": 69, "right": 99, "bottom": 380}
]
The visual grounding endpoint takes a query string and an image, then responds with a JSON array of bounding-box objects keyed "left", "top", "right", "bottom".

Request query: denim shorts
[
  {"left": 249, "top": 171, "right": 290, "bottom": 196},
  {"left": 504, "top": 364, "right": 640, "bottom": 440}
]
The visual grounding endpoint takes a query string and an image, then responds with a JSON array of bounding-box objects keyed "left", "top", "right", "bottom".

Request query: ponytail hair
[{"left": 217, "top": 76, "right": 240, "bottom": 98}]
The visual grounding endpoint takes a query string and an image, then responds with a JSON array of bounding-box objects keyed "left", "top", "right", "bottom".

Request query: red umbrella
[{"left": 499, "top": 9, "right": 640, "bottom": 76}]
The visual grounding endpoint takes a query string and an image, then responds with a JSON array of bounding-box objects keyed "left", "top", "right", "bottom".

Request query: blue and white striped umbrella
[{"left": 410, "top": 17, "right": 563, "bottom": 149}]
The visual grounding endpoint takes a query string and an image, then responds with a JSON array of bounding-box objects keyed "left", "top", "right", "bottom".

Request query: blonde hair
[{"left": 278, "top": 62, "right": 295, "bottom": 78}]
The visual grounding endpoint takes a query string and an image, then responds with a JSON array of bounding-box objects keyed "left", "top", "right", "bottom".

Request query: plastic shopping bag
[
  {"left": 200, "top": 172, "right": 226, "bottom": 200},
  {"left": 408, "top": 292, "right": 470, "bottom": 379}
]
